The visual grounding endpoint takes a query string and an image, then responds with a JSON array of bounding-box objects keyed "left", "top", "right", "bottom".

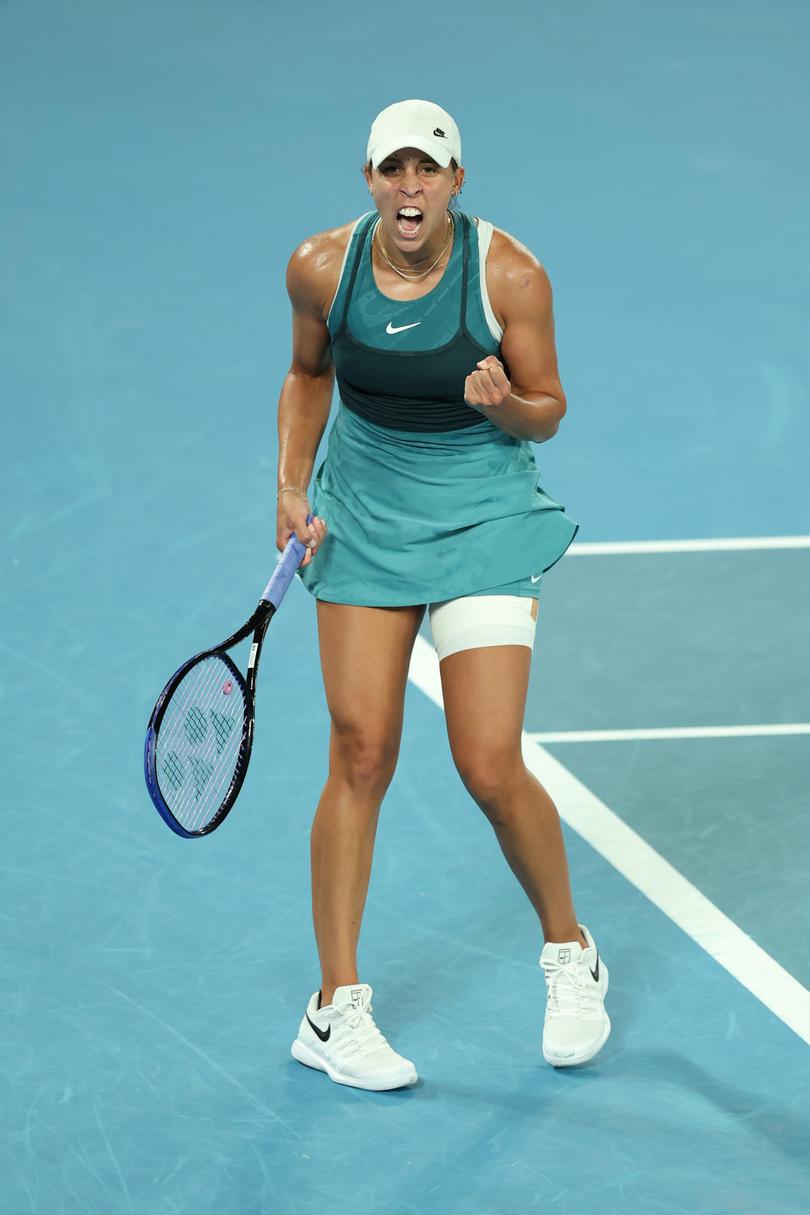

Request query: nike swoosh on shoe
[{"left": 306, "top": 1013, "right": 331, "bottom": 1042}]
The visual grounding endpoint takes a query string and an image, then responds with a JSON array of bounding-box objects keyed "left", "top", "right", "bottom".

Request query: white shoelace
[
  {"left": 542, "top": 960, "right": 602, "bottom": 1019},
  {"left": 332, "top": 1003, "right": 390, "bottom": 1058}
]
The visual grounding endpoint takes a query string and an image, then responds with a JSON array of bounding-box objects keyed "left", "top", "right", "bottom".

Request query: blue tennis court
[{"left": 2, "top": 2, "right": 809, "bottom": 1212}]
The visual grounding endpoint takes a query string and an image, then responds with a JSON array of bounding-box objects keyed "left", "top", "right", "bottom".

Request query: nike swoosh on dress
[{"left": 385, "top": 321, "right": 421, "bottom": 334}]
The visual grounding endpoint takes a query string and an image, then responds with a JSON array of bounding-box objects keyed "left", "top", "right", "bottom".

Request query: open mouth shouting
[{"left": 395, "top": 206, "right": 423, "bottom": 239}]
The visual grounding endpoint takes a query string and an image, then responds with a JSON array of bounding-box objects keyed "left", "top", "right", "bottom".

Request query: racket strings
[
  {"left": 155, "top": 655, "right": 247, "bottom": 831},
  {"left": 166, "top": 657, "right": 244, "bottom": 825},
  {"left": 159, "top": 671, "right": 242, "bottom": 829}
]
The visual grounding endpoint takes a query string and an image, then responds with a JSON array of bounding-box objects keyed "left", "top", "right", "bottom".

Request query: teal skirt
[{"left": 297, "top": 402, "right": 578, "bottom": 607}]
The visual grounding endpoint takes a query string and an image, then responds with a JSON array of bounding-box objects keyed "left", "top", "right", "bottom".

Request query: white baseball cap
[{"left": 367, "top": 99, "right": 462, "bottom": 169}]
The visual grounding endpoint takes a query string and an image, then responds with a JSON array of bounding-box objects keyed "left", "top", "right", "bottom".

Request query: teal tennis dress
[{"left": 297, "top": 209, "right": 578, "bottom": 607}]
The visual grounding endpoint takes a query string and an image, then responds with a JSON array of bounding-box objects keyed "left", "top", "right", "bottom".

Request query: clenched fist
[{"left": 464, "top": 356, "right": 512, "bottom": 411}]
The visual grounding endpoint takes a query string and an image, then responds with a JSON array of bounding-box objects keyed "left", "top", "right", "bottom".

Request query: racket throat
[{"left": 245, "top": 609, "right": 273, "bottom": 687}]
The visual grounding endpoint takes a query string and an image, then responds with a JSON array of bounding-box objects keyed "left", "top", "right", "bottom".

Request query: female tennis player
[{"left": 275, "top": 99, "right": 610, "bottom": 1090}]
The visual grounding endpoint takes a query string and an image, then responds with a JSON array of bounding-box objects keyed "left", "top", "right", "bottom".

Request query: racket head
[{"left": 144, "top": 650, "right": 254, "bottom": 838}]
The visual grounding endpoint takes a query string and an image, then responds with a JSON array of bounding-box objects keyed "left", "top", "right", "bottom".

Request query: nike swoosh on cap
[
  {"left": 306, "top": 1012, "right": 331, "bottom": 1042},
  {"left": 386, "top": 321, "right": 421, "bottom": 334}
]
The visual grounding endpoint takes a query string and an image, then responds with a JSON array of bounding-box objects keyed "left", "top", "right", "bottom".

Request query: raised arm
[{"left": 464, "top": 230, "right": 567, "bottom": 443}]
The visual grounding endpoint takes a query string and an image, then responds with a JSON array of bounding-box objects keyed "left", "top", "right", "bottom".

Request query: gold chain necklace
[{"left": 375, "top": 212, "right": 454, "bottom": 281}]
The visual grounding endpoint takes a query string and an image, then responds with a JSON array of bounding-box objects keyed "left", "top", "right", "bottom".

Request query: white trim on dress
[{"left": 475, "top": 218, "right": 503, "bottom": 343}]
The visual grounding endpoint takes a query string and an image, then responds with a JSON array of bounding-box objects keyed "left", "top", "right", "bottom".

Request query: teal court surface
[
  {"left": 4, "top": 539, "right": 810, "bottom": 1214},
  {"left": 2, "top": 1, "right": 810, "bottom": 1212}
]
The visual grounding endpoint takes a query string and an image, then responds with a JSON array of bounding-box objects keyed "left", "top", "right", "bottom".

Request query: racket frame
[
  {"left": 144, "top": 523, "right": 310, "bottom": 838},
  {"left": 144, "top": 601, "right": 274, "bottom": 837}
]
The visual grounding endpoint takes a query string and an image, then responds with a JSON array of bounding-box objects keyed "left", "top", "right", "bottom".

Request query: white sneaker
[
  {"left": 540, "top": 924, "right": 610, "bottom": 1067},
  {"left": 291, "top": 983, "right": 418, "bottom": 1091}
]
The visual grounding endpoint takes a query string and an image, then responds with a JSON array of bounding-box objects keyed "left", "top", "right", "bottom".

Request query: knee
[
  {"left": 330, "top": 723, "right": 399, "bottom": 796},
  {"left": 453, "top": 749, "right": 526, "bottom": 824}
]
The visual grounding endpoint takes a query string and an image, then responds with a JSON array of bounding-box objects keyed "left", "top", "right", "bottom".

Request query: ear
[
  {"left": 453, "top": 165, "right": 466, "bottom": 195},
  {"left": 362, "top": 161, "right": 374, "bottom": 193}
]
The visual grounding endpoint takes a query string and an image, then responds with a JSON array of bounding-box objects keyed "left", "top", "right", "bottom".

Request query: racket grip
[{"left": 261, "top": 513, "right": 314, "bottom": 607}]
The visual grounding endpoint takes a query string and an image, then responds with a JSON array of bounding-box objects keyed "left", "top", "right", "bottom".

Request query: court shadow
[
  {"left": 413, "top": 1047, "right": 810, "bottom": 1166},
  {"left": 623, "top": 1049, "right": 810, "bottom": 1160}
]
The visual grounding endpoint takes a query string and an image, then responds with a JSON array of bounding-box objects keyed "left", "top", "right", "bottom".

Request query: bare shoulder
[
  {"left": 285, "top": 218, "right": 361, "bottom": 320},
  {"left": 485, "top": 226, "right": 554, "bottom": 325}
]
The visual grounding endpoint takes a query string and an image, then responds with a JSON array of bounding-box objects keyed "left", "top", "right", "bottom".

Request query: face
[{"left": 364, "top": 147, "right": 464, "bottom": 247}]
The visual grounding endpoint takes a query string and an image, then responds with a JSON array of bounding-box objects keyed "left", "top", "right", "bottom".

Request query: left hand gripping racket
[{"left": 144, "top": 524, "right": 311, "bottom": 838}]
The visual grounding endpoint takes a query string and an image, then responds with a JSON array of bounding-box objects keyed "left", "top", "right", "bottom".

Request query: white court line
[
  {"left": 408, "top": 634, "right": 810, "bottom": 1048},
  {"left": 568, "top": 536, "right": 810, "bottom": 555},
  {"left": 525, "top": 724, "right": 810, "bottom": 744}
]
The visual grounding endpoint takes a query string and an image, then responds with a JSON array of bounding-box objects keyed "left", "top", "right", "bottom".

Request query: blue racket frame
[{"left": 144, "top": 525, "right": 310, "bottom": 838}]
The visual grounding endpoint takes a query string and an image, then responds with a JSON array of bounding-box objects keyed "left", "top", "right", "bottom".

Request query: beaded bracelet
[{"left": 276, "top": 484, "right": 310, "bottom": 503}]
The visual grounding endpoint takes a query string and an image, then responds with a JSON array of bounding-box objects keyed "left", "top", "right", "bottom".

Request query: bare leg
[
  {"left": 311, "top": 600, "right": 425, "bottom": 1004},
  {"left": 440, "top": 640, "right": 586, "bottom": 946}
]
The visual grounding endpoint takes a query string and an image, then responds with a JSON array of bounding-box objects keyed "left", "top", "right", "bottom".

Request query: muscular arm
[
  {"left": 276, "top": 239, "right": 338, "bottom": 493},
  {"left": 468, "top": 231, "right": 567, "bottom": 443}
]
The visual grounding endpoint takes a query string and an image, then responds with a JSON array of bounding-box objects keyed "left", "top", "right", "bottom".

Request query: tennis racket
[{"left": 144, "top": 520, "right": 312, "bottom": 838}]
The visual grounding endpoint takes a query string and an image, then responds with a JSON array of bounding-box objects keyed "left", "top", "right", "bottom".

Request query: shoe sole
[
  {"left": 290, "top": 1038, "right": 418, "bottom": 1091},
  {"left": 543, "top": 966, "right": 611, "bottom": 1068},
  {"left": 543, "top": 1014, "right": 611, "bottom": 1067}
]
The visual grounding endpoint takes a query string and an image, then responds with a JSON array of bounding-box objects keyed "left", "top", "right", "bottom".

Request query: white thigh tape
[{"left": 427, "top": 594, "right": 538, "bottom": 662}]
